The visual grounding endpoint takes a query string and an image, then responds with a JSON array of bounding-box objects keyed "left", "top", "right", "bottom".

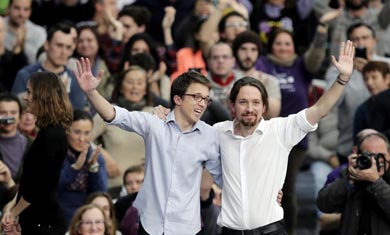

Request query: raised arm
[
  {"left": 75, "top": 57, "right": 116, "bottom": 122},
  {"left": 306, "top": 40, "right": 354, "bottom": 126}
]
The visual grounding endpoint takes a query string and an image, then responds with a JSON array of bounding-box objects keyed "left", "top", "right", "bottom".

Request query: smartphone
[
  {"left": 355, "top": 47, "right": 367, "bottom": 59},
  {"left": 0, "top": 117, "right": 15, "bottom": 125}
]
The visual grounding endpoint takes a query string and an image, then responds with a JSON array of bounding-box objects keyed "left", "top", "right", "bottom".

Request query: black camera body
[
  {"left": 0, "top": 117, "right": 15, "bottom": 125},
  {"left": 356, "top": 151, "right": 384, "bottom": 170}
]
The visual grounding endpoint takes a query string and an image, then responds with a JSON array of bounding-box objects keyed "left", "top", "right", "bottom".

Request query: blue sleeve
[
  {"left": 57, "top": 158, "right": 79, "bottom": 193},
  {"left": 87, "top": 154, "right": 108, "bottom": 193},
  {"left": 11, "top": 68, "right": 30, "bottom": 94}
]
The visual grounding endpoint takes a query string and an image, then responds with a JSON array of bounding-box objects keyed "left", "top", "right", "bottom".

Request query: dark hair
[
  {"left": 28, "top": 72, "right": 73, "bottom": 129},
  {"left": 118, "top": 5, "right": 151, "bottom": 28},
  {"left": 362, "top": 61, "right": 390, "bottom": 78},
  {"left": 170, "top": 71, "right": 211, "bottom": 108},
  {"left": 120, "top": 33, "right": 160, "bottom": 71},
  {"left": 47, "top": 22, "right": 72, "bottom": 42},
  {"left": 218, "top": 11, "right": 246, "bottom": 34},
  {"left": 0, "top": 92, "right": 22, "bottom": 117},
  {"left": 123, "top": 164, "right": 145, "bottom": 185},
  {"left": 346, "top": 22, "right": 376, "bottom": 40},
  {"left": 229, "top": 77, "right": 269, "bottom": 112},
  {"left": 111, "top": 66, "right": 152, "bottom": 107},
  {"left": 267, "top": 28, "right": 297, "bottom": 56},
  {"left": 127, "top": 53, "right": 156, "bottom": 72},
  {"left": 73, "top": 109, "right": 93, "bottom": 124},
  {"left": 232, "top": 30, "right": 262, "bottom": 59}
]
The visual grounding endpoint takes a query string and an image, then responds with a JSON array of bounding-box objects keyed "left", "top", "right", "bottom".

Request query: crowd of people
[{"left": 0, "top": 0, "right": 389, "bottom": 235}]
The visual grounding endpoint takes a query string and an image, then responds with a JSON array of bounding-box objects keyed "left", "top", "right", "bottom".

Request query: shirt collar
[{"left": 166, "top": 110, "right": 202, "bottom": 133}]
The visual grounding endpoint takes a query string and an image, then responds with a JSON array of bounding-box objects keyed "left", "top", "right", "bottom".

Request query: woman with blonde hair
[
  {"left": 1, "top": 71, "right": 73, "bottom": 235},
  {"left": 69, "top": 204, "right": 109, "bottom": 235}
]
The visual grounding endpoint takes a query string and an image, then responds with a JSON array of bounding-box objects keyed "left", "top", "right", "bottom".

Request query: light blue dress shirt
[{"left": 109, "top": 106, "right": 222, "bottom": 235}]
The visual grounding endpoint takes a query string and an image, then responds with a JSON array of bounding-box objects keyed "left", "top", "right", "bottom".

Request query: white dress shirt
[{"left": 215, "top": 109, "right": 317, "bottom": 230}]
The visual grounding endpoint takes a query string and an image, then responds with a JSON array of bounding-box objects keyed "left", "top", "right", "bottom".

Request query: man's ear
[
  {"left": 43, "top": 41, "right": 49, "bottom": 52},
  {"left": 173, "top": 95, "right": 182, "bottom": 106},
  {"left": 229, "top": 101, "right": 236, "bottom": 118}
]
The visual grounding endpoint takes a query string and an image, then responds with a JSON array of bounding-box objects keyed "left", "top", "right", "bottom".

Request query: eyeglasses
[
  {"left": 183, "top": 94, "right": 212, "bottom": 105},
  {"left": 225, "top": 21, "right": 248, "bottom": 28},
  {"left": 80, "top": 219, "right": 105, "bottom": 227}
]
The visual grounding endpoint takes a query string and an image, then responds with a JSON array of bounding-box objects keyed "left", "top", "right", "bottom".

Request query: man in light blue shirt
[{"left": 75, "top": 58, "right": 222, "bottom": 235}]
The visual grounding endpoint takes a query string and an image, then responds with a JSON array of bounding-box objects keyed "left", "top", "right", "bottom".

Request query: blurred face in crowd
[
  {"left": 0, "top": 101, "right": 20, "bottom": 137},
  {"left": 8, "top": 0, "right": 31, "bottom": 27},
  {"left": 363, "top": 70, "right": 390, "bottom": 96},
  {"left": 349, "top": 25, "right": 376, "bottom": 57},
  {"left": 77, "top": 208, "right": 106, "bottom": 235},
  {"left": 77, "top": 28, "right": 99, "bottom": 60},
  {"left": 222, "top": 16, "right": 248, "bottom": 44},
  {"left": 195, "top": 0, "right": 213, "bottom": 18},
  {"left": 131, "top": 39, "right": 150, "bottom": 55},
  {"left": 91, "top": 196, "right": 111, "bottom": 220},
  {"left": 18, "top": 110, "right": 36, "bottom": 134},
  {"left": 231, "top": 85, "right": 266, "bottom": 128},
  {"left": 119, "top": 16, "right": 145, "bottom": 43},
  {"left": 45, "top": 31, "right": 74, "bottom": 68},
  {"left": 121, "top": 69, "right": 147, "bottom": 103},
  {"left": 125, "top": 172, "right": 144, "bottom": 194},
  {"left": 67, "top": 119, "right": 93, "bottom": 152},
  {"left": 237, "top": 42, "right": 259, "bottom": 71},
  {"left": 271, "top": 31, "right": 295, "bottom": 61},
  {"left": 208, "top": 43, "right": 235, "bottom": 78}
]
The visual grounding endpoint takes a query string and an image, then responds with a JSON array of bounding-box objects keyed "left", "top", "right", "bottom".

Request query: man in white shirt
[{"left": 214, "top": 40, "right": 355, "bottom": 234}]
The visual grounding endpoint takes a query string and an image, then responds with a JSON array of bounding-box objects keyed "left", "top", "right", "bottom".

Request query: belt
[{"left": 222, "top": 220, "right": 285, "bottom": 235}]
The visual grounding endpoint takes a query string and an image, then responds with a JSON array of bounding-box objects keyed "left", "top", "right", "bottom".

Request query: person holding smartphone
[{"left": 324, "top": 22, "right": 390, "bottom": 166}]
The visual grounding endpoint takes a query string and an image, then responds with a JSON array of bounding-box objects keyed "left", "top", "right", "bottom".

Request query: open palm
[
  {"left": 75, "top": 57, "right": 103, "bottom": 93},
  {"left": 331, "top": 40, "right": 354, "bottom": 77}
]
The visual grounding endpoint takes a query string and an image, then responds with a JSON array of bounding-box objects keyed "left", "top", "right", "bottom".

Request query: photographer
[{"left": 317, "top": 132, "right": 390, "bottom": 235}]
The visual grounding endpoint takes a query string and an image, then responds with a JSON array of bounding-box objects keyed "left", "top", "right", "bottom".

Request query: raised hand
[
  {"left": 75, "top": 57, "right": 104, "bottom": 93},
  {"left": 72, "top": 148, "right": 88, "bottom": 170},
  {"left": 331, "top": 40, "right": 354, "bottom": 78},
  {"left": 162, "top": 6, "right": 176, "bottom": 30},
  {"left": 88, "top": 144, "right": 102, "bottom": 166}
]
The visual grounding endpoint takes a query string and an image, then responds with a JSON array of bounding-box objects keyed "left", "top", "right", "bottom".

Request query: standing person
[
  {"left": 74, "top": 57, "right": 222, "bottom": 235},
  {"left": 1, "top": 71, "right": 73, "bottom": 235},
  {"left": 215, "top": 40, "right": 355, "bottom": 234}
]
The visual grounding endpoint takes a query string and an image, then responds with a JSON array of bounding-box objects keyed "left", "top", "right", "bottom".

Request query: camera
[
  {"left": 356, "top": 151, "right": 384, "bottom": 170},
  {"left": 0, "top": 117, "right": 15, "bottom": 125}
]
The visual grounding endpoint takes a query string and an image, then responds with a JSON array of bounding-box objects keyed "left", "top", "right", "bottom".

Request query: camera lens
[{"left": 356, "top": 153, "right": 372, "bottom": 169}]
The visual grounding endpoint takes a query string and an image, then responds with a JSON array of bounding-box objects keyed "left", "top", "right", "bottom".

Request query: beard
[
  {"left": 240, "top": 113, "right": 258, "bottom": 127},
  {"left": 237, "top": 58, "right": 256, "bottom": 72}
]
